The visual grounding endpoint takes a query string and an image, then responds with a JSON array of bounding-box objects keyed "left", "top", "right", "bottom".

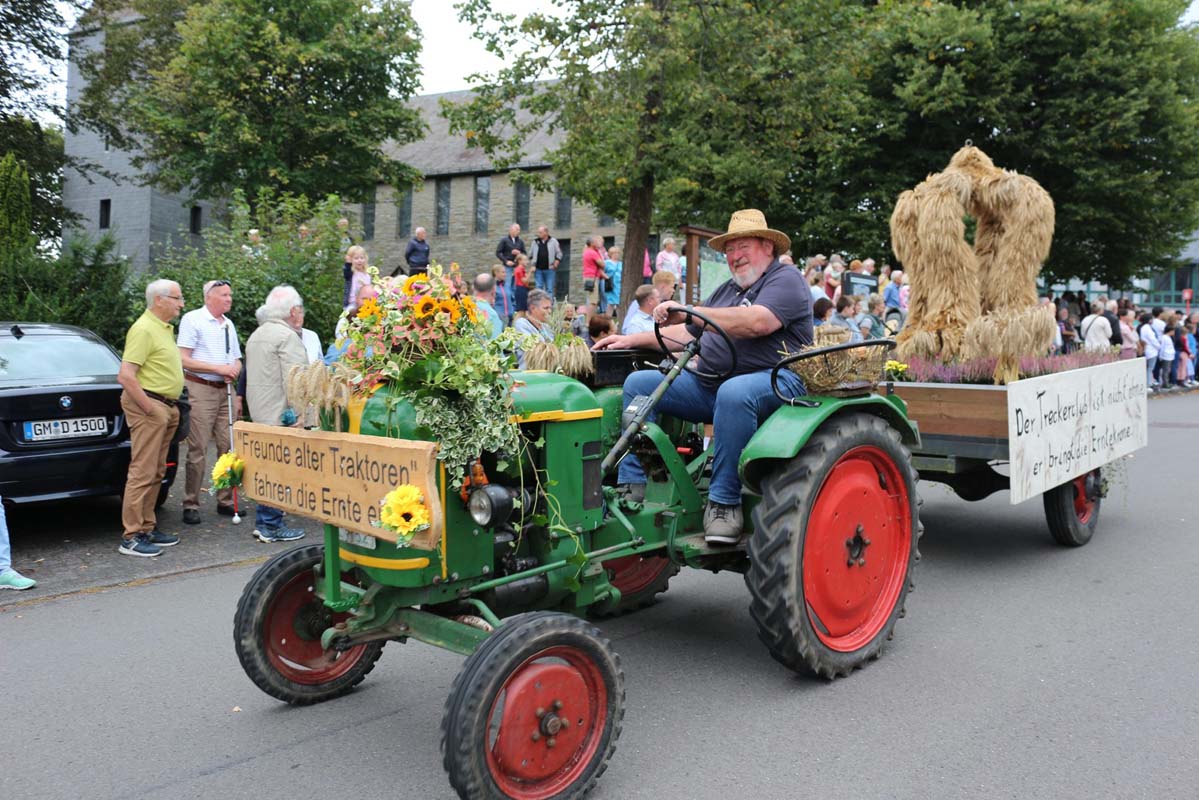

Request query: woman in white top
[
  {"left": 1079, "top": 301, "right": 1113, "bottom": 352},
  {"left": 1138, "top": 312, "right": 1160, "bottom": 388}
]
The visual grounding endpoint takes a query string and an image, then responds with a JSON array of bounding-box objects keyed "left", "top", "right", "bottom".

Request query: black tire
[
  {"left": 588, "top": 555, "right": 678, "bottom": 618},
  {"left": 233, "top": 544, "right": 384, "bottom": 705},
  {"left": 441, "top": 611, "right": 624, "bottom": 800},
  {"left": 1043, "top": 469, "right": 1101, "bottom": 547},
  {"left": 154, "top": 481, "right": 170, "bottom": 510},
  {"left": 746, "top": 413, "right": 921, "bottom": 679}
]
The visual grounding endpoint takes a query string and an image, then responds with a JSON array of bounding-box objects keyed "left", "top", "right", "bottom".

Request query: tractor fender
[{"left": 739, "top": 393, "right": 921, "bottom": 495}]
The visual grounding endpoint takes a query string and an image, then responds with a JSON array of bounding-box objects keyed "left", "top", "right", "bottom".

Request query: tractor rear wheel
[
  {"left": 234, "top": 544, "right": 384, "bottom": 705},
  {"left": 442, "top": 611, "right": 624, "bottom": 800},
  {"left": 588, "top": 554, "right": 677, "bottom": 618},
  {"left": 746, "top": 414, "right": 921, "bottom": 679},
  {"left": 1043, "top": 468, "right": 1101, "bottom": 547}
]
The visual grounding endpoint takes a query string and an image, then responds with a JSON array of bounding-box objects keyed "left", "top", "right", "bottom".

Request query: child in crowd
[
  {"left": 491, "top": 264, "right": 511, "bottom": 324},
  {"left": 513, "top": 254, "right": 533, "bottom": 318},
  {"left": 1158, "top": 322, "right": 1176, "bottom": 387},
  {"left": 344, "top": 245, "right": 371, "bottom": 311}
]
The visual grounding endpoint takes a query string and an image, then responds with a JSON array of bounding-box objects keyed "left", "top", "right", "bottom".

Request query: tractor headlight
[{"left": 468, "top": 485, "right": 514, "bottom": 527}]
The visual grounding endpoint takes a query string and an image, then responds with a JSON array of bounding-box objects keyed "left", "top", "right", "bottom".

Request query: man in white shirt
[
  {"left": 622, "top": 285, "right": 660, "bottom": 335},
  {"left": 177, "top": 279, "right": 243, "bottom": 525}
]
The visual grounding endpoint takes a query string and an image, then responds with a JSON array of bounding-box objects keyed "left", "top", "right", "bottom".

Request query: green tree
[
  {"left": 150, "top": 191, "right": 348, "bottom": 349},
  {"left": 75, "top": 0, "right": 425, "bottom": 205},
  {"left": 0, "top": 151, "right": 32, "bottom": 254},
  {"left": 784, "top": 0, "right": 1199, "bottom": 287},
  {"left": 0, "top": 118, "right": 72, "bottom": 242},
  {"left": 0, "top": 0, "right": 68, "bottom": 120},
  {"left": 446, "top": 0, "right": 860, "bottom": 307}
]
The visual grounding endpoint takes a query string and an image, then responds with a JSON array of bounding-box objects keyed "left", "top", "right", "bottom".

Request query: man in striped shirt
[{"left": 177, "top": 279, "right": 243, "bottom": 525}]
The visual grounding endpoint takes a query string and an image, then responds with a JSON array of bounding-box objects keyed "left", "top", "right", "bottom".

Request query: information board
[
  {"left": 1006, "top": 359, "right": 1147, "bottom": 504},
  {"left": 233, "top": 421, "right": 442, "bottom": 549}
]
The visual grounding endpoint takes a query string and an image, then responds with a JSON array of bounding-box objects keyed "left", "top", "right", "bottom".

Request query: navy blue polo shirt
[{"left": 689, "top": 259, "right": 813, "bottom": 389}]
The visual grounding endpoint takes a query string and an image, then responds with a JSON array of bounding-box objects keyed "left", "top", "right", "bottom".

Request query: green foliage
[
  {"left": 0, "top": 118, "right": 72, "bottom": 243},
  {"left": 76, "top": 0, "right": 425, "bottom": 205},
  {"left": 0, "top": 237, "right": 137, "bottom": 347},
  {"left": 0, "top": 152, "right": 32, "bottom": 254},
  {"left": 782, "top": 0, "right": 1199, "bottom": 287},
  {"left": 0, "top": 0, "right": 66, "bottom": 120},
  {"left": 150, "top": 192, "right": 349, "bottom": 350}
]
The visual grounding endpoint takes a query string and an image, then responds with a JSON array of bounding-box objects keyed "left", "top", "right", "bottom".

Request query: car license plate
[
  {"left": 339, "top": 528, "right": 377, "bottom": 550},
  {"left": 23, "top": 416, "right": 108, "bottom": 441}
]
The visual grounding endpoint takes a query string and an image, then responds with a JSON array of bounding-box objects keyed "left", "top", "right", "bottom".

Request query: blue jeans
[
  {"left": 256, "top": 503, "right": 284, "bottom": 531},
  {"left": 616, "top": 368, "right": 805, "bottom": 506},
  {"left": 1145, "top": 356, "right": 1157, "bottom": 386},
  {"left": 0, "top": 499, "right": 10, "bottom": 572},
  {"left": 535, "top": 267, "right": 556, "bottom": 296},
  {"left": 504, "top": 265, "right": 516, "bottom": 306}
]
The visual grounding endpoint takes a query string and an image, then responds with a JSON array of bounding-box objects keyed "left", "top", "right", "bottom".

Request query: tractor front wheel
[
  {"left": 589, "top": 554, "right": 677, "bottom": 618},
  {"left": 746, "top": 414, "right": 921, "bottom": 679},
  {"left": 233, "top": 544, "right": 384, "bottom": 705},
  {"left": 1043, "top": 469, "right": 1101, "bottom": 547},
  {"left": 442, "top": 611, "right": 624, "bottom": 800}
]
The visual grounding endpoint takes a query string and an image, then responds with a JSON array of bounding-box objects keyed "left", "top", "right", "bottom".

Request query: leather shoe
[
  {"left": 217, "top": 505, "right": 236, "bottom": 517},
  {"left": 182, "top": 508, "right": 201, "bottom": 525}
]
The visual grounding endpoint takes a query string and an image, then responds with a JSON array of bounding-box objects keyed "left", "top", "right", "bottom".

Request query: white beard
[{"left": 731, "top": 264, "right": 767, "bottom": 289}]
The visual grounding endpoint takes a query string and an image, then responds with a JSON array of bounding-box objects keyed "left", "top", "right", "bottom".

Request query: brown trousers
[
  {"left": 183, "top": 380, "right": 232, "bottom": 509},
  {"left": 121, "top": 392, "right": 179, "bottom": 538}
]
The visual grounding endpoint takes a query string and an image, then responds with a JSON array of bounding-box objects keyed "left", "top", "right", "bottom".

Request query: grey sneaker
[
  {"left": 703, "top": 502, "right": 744, "bottom": 545},
  {"left": 618, "top": 483, "right": 646, "bottom": 504},
  {"left": 118, "top": 533, "right": 162, "bottom": 557},
  {"left": 147, "top": 529, "right": 179, "bottom": 547},
  {"left": 254, "top": 526, "right": 306, "bottom": 543},
  {"left": 0, "top": 568, "right": 36, "bottom": 590}
]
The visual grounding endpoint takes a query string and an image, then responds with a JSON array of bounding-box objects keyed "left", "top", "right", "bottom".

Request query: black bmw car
[{"left": 0, "top": 322, "right": 180, "bottom": 507}]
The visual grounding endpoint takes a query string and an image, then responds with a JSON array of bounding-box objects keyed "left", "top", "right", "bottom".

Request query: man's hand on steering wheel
[{"left": 651, "top": 301, "right": 692, "bottom": 327}]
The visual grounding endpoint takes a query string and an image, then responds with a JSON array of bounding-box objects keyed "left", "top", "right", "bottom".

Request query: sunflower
[
  {"left": 379, "top": 485, "right": 431, "bottom": 538},
  {"left": 210, "top": 451, "right": 245, "bottom": 490},
  {"left": 356, "top": 296, "right": 381, "bottom": 320},
  {"left": 414, "top": 296, "right": 438, "bottom": 319},
  {"left": 439, "top": 299, "right": 462, "bottom": 324},
  {"left": 402, "top": 274, "right": 427, "bottom": 296},
  {"left": 460, "top": 295, "right": 479, "bottom": 324}
]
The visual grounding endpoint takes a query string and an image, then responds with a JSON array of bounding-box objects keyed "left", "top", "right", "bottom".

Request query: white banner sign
[{"left": 1007, "top": 359, "right": 1147, "bottom": 504}]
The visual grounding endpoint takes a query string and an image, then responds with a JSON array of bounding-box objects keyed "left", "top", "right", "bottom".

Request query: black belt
[{"left": 144, "top": 390, "right": 178, "bottom": 407}]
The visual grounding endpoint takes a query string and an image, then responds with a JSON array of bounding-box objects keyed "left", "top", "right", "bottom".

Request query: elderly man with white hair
[
  {"left": 244, "top": 285, "right": 308, "bottom": 543},
  {"left": 116, "top": 279, "right": 187, "bottom": 557}
]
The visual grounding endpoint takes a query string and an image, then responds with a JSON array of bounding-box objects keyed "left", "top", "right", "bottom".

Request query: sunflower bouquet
[
  {"left": 335, "top": 263, "right": 524, "bottom": 488},
  {"left": 374, "top": 484, "right": 432, "bottom": 543},
  {"left": 209, "top": 451, "right": 245, "bottom": 494}
]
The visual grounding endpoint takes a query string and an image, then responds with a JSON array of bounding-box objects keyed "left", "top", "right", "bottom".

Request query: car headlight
[{"left": 468, "top": 485, "right": 514, "bottom": 527}]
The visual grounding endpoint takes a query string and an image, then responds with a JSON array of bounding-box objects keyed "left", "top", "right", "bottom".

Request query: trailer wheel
[
  {"left": 588, "top": 555, "right": 678, "bottom": 618},
  {"left": 1043, "top": 469, "right": 1101, "bottom": 547},
  {"left": 746, "top": 414, "right": 921, "bottom": 679},
  {"left": 442, "top": 612, "right": 624, "bottom": 800},
  {"left": 234, "top": 544, "right": 384, "bottom": 705}
]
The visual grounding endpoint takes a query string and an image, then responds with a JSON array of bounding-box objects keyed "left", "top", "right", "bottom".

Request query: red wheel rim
[
  {"left": 802, "top": 445, "right": 912, "bottom": 653},
  {"left": 1073, "top": 470, "right": 1098, "bottom": 524},
  {"left": 263, "top": 571, "right": 371, "bottom": 685},
  {"left": 603, "top": 554, "right": 669, "bottom": 596},
  {"left": 486, "top": 646, "right": 608, "bottom": 799}
]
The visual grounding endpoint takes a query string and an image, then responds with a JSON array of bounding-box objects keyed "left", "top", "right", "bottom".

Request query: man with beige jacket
[{"left": 244, "top": 285, "right": 308, "bottom": 543}]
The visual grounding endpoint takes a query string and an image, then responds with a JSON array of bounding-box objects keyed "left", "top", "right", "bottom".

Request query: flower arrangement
[
  {"left": 209, "top": 451, "right": 245, "bottom": 493},
  {"left": 375, "top": 484, "right": 432, "bottom": 542},
  {"left": 884, "top": 360, "right": 910, "bottom": 382},
  {"left": 884, "top": 350, "right": 1119, "bottom": 385},
  {"left": 336, "top": 263, "right": 524, "bottom": 488}
]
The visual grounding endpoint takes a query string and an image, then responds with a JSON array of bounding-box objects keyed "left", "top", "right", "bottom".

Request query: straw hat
[{"left": 707, "top": 209, "right": 791, "bottom": 254}]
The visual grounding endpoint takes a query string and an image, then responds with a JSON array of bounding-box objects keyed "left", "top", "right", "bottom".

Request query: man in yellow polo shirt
[{"left": 116, "top": 279, "right": 186, "bottom": 557}]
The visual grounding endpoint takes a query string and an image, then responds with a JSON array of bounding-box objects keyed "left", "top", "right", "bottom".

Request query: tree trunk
[{"left": 620, "top": 179, "right": 654, "bottom": 313}]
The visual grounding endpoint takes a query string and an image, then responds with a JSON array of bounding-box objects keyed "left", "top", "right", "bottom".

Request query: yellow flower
[
  {"left": 439, "top": 299, "right": 462, "bottom": 323},
  {"left": 357, "top": 297, "right": 381, "bottom": 319},
  {"left": 415, "top": 296, "right": 438, "bottom": 318},
  {"left": 379, "top": 484, "right": 431, "bottom": 537},
  {"left": 460, "top": 296, "right": 479, "bottom": 324},
  {"left": 402, "top": 275, "right": 426, "bottom": 296}
]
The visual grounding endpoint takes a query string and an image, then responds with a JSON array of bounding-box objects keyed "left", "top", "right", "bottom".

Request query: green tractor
[{"left": 233, "top": 312, "right": 921, "bottom": 799}]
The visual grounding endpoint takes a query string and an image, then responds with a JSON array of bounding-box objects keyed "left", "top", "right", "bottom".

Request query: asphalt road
[{"left": 2, "top": 394, "right": 1196, "bottom": 799}]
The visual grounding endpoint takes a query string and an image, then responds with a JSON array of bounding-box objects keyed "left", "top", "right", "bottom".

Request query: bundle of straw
[{"left": 786, "top": 326, "right": 887, "bottom": 395}]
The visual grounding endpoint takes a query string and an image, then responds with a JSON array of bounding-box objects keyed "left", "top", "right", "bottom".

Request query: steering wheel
[{"left": 654, "top": 305, "right": 738, "bottom": 382}]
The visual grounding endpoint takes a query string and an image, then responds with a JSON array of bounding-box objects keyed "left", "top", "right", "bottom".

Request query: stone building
[{"left": 351, "top": 90, "right": 628, "bottom": 301}]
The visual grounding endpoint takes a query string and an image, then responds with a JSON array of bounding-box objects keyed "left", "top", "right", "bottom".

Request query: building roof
[{"left": 385, "top": 89, "right": 563, "bottom": 177}]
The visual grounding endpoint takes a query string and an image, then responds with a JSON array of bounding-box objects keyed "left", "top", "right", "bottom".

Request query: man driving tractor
[{"left": 593, "top": 209, "right": 814, "bottom": 544}]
